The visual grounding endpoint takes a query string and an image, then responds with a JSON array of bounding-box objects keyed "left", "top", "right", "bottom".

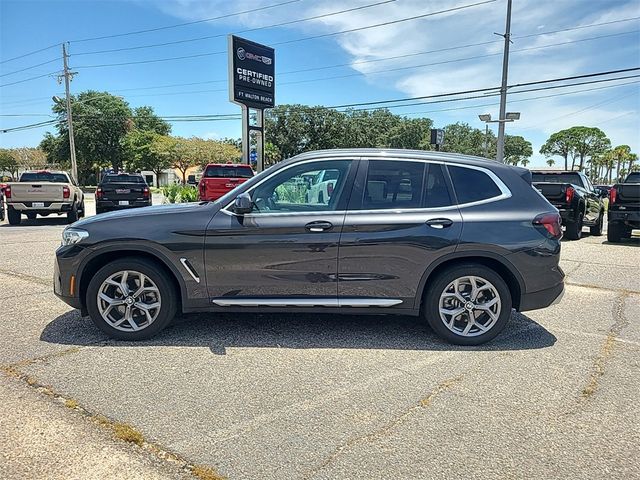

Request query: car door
[
  {"left": 338, "top": 159, "right": 462, "bottom": 308},
  {"left": 204, "top": 158, "right": 357, "bottom": 303},
  {"left": 582, "top": 175, "right": 600, "bottom": 221}
]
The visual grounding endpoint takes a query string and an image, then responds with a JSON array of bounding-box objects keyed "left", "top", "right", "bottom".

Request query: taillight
[
  {"left": 4, "top": 185, "right": 10, "bottom": 199},
  {"left": 327, "top": 182, "right": 334, "bottom": 197},
  {"left": 96, "top": 187, "right": 103, "bottom": 199},
  {"left": 199, "top": 181, "right": 206, "bottom": 199},
  {"left": 62, "top": 186, "right": 70, "bottom": 199},
  {"left": 565, "top": 186, "right": 575, "bottom": 204},
  {"left": 143, "top": 187, "right": 149, "bottom": 198},
  {"left": 609, "top": 187, "right": 617, "bottom": 204},
  {"left": 533, "top": 213, "right": 562, "bottom": 239}
]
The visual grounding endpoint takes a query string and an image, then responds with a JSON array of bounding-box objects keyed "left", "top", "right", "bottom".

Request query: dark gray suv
[{"left": 54, "top": 149, "right": 564, "bottom": 345}]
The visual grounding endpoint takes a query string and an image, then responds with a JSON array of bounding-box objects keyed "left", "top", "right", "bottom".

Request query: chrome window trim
[{"left": 221, "top": 157, "right": 511, "bottom": 216}]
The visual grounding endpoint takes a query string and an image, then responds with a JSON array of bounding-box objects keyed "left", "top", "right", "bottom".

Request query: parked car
[
  {"left": 198, "top": 163, "right": 254, "bottom": 201},
  {"left": 0, "top": 187, "right": 5, "bottom": 222},
  {"left": 531, "top": 170, "right": 605, "bottom": 240},
  {"left": 54, "top": 149, "right": 564, "bottom": 346},
  {"left": 96, "top": 173, "right": 151, "bottom": 214},
  {"left": 306, "top": 168, "right": 341, "bottom": 204},
  {"left": 5, "top": 170, "right": 84, "bottom": 225},
  {"left": 607, "top": 172, "right": 640, "bottom": 242},
  {"left": 595, "top": 185, "right": 612, "bottom": 197}
]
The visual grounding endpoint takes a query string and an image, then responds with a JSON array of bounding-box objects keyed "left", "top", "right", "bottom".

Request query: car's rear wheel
[
  {"left": 86, "top": 258, "right": 177, "bottom": 340},
  {"left": 590, "top": 211, "right": 604, "bottom": 236},
  {"left": 7, "top": 207, "right": 21, "bottom": 225},
  {"left": 66, "top": 202, "right": 78, "bottom": 224},
  {"left": 565, "top": 216, "right": 583, "bottom": 240},
  {"left": 424, "top": 264, "right": 512, "bottom": 345}
]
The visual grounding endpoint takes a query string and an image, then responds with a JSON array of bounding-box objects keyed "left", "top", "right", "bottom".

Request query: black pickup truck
[
  {"left": 607, "top": 172, "right": 640, "bottom": 242},
  {"left": 531, "top": 170, "right": 606, "bottom": 240},
  {"left": 95, "top": 173, "right": 151, "bottom": 214}
]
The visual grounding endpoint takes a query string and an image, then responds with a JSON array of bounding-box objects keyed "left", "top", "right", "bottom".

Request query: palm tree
[
  {"left": 546, "top": 158, "right": 555, "bottom": 167},
  {"left": 520, "top": 158, "right": 530, "bottom": 168}
]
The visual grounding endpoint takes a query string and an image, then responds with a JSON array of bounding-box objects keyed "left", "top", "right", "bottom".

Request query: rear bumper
[
  {"left": 9, "top": 202, "right": 73, "bottom": 212},
  {"left": 96, "top": 200, "right": 151, "bottom": 210},
  {"left": 608, "top": 210, "right": 640, "bottom": 227},
  {"left": 519, "top": 281, "right": 565, "bottom": 312}
]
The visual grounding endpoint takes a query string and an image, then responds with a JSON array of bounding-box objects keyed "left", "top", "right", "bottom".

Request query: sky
[{"left": 1, "top": 0, "right": 639, "bottom": 167}]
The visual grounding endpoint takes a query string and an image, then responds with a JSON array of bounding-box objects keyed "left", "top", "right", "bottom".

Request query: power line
[
  {"left": 0, "top": 43, "right": 59, "bottom": 65},
  {"left": 69, "top": 0, "right": 304, "bottom": 43},
  {"left": 0, "top": 71, "right": 60, "bottom": 88},
  {"left": 72, "top": 0, "right": 398, "bottom": 56},
  {"left": 513, "top": 16, "right": 640, "bottom": 39},
  {"left": 0, "top": 57, "right": 60, "bottom": 78},
  {"left": 0, "top": 119, "right": 58, "bottom": 133},
  {"left": 74, "top": 0, "right": 497, "bottom": 69}
]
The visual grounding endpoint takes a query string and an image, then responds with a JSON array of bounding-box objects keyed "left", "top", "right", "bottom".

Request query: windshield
[
  {"left": 204, "top": 165, "right": 254, "bottom": 178},
  {"left": 531, "top": 172, "right": 584, "bottom": 187},
  {"left": 20, "top": 172, "right": 68, "bottom": 183},
  {"left": 101, "top": 174, "right": 145, "bottom": 184}
]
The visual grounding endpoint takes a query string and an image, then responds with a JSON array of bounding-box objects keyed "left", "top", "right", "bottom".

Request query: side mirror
[{"left": 233, "top": 192, "right": 253, "bottom": 214}]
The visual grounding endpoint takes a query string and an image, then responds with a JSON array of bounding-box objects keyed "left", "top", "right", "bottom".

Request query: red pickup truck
[{"left": 198, "top": 163, "right": 254, "bottom": 201}]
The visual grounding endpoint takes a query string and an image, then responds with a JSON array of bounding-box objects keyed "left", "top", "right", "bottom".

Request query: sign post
[{"left": 228, "top": 35, "right": 275, "bottom": 172}]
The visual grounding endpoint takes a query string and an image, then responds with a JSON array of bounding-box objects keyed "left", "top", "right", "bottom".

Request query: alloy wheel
[
  {"left": 97, "top": 270, "right": 162, "bottom": 332},
  {"left": 438, "top": 275, "right": 501, "bottom": 337}
]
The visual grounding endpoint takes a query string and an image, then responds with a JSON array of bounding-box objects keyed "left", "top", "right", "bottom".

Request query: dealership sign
[{"left": 228, "top": 35, "right": 275, "bottom": 109}]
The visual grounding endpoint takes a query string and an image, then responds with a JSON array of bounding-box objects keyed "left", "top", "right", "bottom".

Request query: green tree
[
  {"left": 546, "top": 158, "right": 555, "bottom": 167},
  {"left": 610, "top": 145, "right": 632, "bottom": 182},
  {"left": 124, "top": 131, "right": 174, "bottom": 187},
  {"left": 0, "top": 149, "right": 19, "bottom": 178},
  {"left": 504, "top": 135, "right": 533, "bottom": 166},
  {"left": 132, "top": 106, "right": 171, "bottom": 135},
  {"left": 388, "top": 118, "right": 433, "bottom": 149},
  {"left": 540, "top": 129, "right": 578, "bottom": 170},
  {"left": 570, "top": 126, "right": 610, "bottom": 172},
  {"left": 441, "top": 122, "right": 488, "bottom": 156},
  {"left": 264, "top": 142, "right": 281, "bottom": 166}
]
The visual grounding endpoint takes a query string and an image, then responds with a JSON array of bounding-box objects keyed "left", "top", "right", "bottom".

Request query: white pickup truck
[{"left": 5, "top": 171, "right": 85, "bottom": 225}]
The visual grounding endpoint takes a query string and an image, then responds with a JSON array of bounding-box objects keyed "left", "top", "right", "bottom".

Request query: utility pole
[
  {"left": 60, "top": 43, "right": 78, "bottom": 183},
  {"left": 496, "top": 0, "right": 512, "bottom": 164}
]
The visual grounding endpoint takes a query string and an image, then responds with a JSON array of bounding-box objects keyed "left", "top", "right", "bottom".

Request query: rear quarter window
[{"left": 448, "top": 166, "right": 502, "bottom": 205}]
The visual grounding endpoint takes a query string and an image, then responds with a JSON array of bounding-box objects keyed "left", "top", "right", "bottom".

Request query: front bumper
[
  {"left": 53, "top": 245, "right": 86, "bottom": 310},
  {"left": 519, "top": 281, "right": 565, "bottom": 312}
]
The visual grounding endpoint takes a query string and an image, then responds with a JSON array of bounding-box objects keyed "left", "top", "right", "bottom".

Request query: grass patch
[
  {"left": 191, "top": 465, "right": 226, "bottom": 480},
  {"left": 65, "top": 398, "right": 79, "bottom": 409},
  {"left": 112, "top": 422, "right": 144, "bottom": 446}
]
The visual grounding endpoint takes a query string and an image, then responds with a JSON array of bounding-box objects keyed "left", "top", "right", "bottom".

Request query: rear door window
[
  {"left": 448, "top": 165, "right": 502, "bottom": 205},
  {"left": 362, "top": 160, "right": 425, "bottom": 210},
  {"left": 424, "top": 164, "right": 453, "bottom": 208}
]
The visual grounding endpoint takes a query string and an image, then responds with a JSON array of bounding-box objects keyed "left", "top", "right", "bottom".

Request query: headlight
[{"left": 61, "top": 228, "right": 89, "bottom": 246}]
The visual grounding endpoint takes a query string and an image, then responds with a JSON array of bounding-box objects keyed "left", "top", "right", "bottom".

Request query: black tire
[
  {"left": 565, "top": 216, "right": 583, "bottom": 240},
  {"left": 79, "top": 200, "right": 85, "bottom": 218},
  {"left": 86, "top": 258, "right": 178, "bottom": 341},
  {"left": 7, "top": 207, "right": 21, "bottom": 225},
  {"left": 26, "top": 212, "right": 37, "bottom": 220},
  {"left": 423, "top": 264, "right": 512, "bottom": 346},
  {"left": 66, "top": 202, "right": 78, "bottom": 224},
  {"left": 0, "top": 204, "right": 5, "bottom": 222},
  {"left": 590, "top": 211, "right": 604, "bottom": 236},
  {"left": 607, "top": 221, "right": 624, "bottom": 243}
]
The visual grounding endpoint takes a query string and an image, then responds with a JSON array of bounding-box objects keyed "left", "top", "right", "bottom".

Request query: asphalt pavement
[{"left": 0, "top": 198, "right": 638, "bottom": 479}]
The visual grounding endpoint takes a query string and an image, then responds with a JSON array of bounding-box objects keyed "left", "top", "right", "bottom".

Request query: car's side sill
[{"left": 211, "top": 298, "right": 403, "bottom": 307}]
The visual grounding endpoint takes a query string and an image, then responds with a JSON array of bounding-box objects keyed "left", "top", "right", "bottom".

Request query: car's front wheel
[
  {"left": 86, "top": 258, "right": 177, "bottom": 340},
  {"left": 424, "top": 264, "right": 512, "bottom": 345}
]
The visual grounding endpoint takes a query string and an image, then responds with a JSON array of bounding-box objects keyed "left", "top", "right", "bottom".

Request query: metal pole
[
  {"left": 241, "top": 106, "right": 250, "bottom": 165},
  {"left": 484, "top": 123, "right": 489, "bottom": 158},
  {"left": 496, "top": 0, "right": 512, "bottom": 163},
  {"left": 62, "top": 43, "right": 78, "bottom": 183},
  {"left": 256, "top": 109, "right": 264, "bottom": 173}
]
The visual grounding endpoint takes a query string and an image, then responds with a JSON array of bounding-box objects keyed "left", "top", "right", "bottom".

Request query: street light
[{"left": 478, "top": 113, "right": 521, "bottom": 160}]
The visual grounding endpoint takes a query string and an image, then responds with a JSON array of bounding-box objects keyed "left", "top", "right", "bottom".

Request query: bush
[{"left": 162, "top": 184, "right": 199, "bottom": 203}]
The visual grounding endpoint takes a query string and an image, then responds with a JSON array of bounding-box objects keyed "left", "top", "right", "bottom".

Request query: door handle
[
  {"left": 425, "top": 218, "right": 453, "bottom": 229},
  {"left": 305, "top": 221, "right": 333, "bottom": 232}
]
